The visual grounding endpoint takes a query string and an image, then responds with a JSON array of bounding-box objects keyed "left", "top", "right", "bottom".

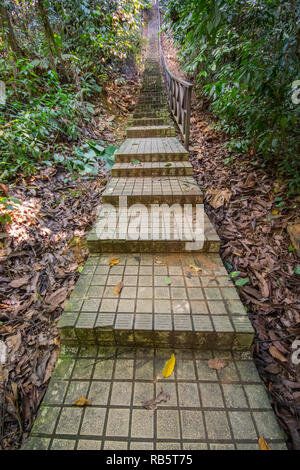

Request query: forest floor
[
  {"left": 0, "top": 62, "right": 144, "bottom": 450},
  {"left": 161, "top": 33, "right": 300, "bottom": 450}
]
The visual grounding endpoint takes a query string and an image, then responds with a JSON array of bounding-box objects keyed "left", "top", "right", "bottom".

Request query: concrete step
[
  {"left": 57, "top": 252, "right": 253, "bottom": 350},
  {"left": 87, "top": 208, "right": 220, "bottom": 254},
  {"left": 131, "top": 117, "right": 170, "bottom": 126},
  {"left": 126, "top": 126, "right": 176, "bottom": 138},
  {"left": 114, "top": 138, "right": 188, "bottom": 163},
  {"left": 102, "top": 176, "right": 203, "bottom": 206},
  {"left": 111, "top": 161, "right": 193, "bottom": 178},
  {"left": 132, "top": 111, "right": 169, "bottom": 119}
]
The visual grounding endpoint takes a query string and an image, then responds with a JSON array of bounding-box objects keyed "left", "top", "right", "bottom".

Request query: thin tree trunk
[
  {"left": 37, "top": 0, "right": 69, "bottom": 81},
  {"left": 0, "top": 2, "right": 24, "bottom": 59}
]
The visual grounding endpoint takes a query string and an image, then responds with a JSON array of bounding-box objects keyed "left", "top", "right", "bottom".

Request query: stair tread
[
  {"left": 115, "top": 137, "right": 188, "bottom": 158},
  {"left": 58, "top": 251, "right": 254, "bottom": 348},
  {"left": 102, "top": 176, "right": 203, "bottom": 202}
]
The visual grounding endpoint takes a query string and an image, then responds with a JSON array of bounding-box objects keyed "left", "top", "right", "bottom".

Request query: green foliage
[
  {"left": 164, "top": 0, "right": 300, "bottom": 193},
  {"left": 53, "top": 141, "right": 117, "bottom": 175},
  {"left": 0, "top": 197, "right": 22, "bottom": 225},
  {"left": 0, "top": 0, "right": 150, "bottom": 181}
]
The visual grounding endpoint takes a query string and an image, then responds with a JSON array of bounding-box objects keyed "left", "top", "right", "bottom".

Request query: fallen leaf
[
  {"left": 163, "top": 353, "right": 176, "bottom": 378},
  {"left": 258, "top": 436, "right": 271, "bottom": 450},
  {"left": 143, "top": 388, "right": 170, "bottom": 410},
  {"left": 206, "top": 188, "right": 232, "bottom": 209},
  {"left": 190, "top": 264, "right": 202, "bottom": 272},
  {"left": 10, "top": 277, "right": 29, "bottom": 288},
  {"left": 208, "top": 358, "right": 228, "bottom": 370},
  {"left": 72, "top": 396, "right": 92, "bottom": 407},
  {"left": 269, "top": 345, "right": 287, "bottom": 362},
  {"left": 109, "top": 258, "right": 120, "bottom": 267},
  {"left": 113, "top": 281, "right": 123, "bottom": 296},
  {"left": 164, "top": 276, "right": 172, "bottom": 285}
]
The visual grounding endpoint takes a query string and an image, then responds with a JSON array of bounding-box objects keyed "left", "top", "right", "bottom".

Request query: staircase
[
  {"left": 56, "top": 4, "right": 254, "bottom": 352},
  {"left": 23, "top": 2, "right": 287, "bottom": 451}
]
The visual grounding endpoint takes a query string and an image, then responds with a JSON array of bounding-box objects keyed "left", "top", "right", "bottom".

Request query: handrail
[{"left": 156, "top": 0, "right": 193, "bottom": 150}]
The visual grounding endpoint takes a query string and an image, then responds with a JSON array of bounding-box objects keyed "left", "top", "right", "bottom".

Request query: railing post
[{"left": 157, "top": 0, "right": 193, "bottom": 151}]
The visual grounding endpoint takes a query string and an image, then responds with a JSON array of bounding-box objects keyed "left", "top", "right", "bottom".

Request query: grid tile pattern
[
  {"left": 112, "top": 161, "right": 193, "bottom": 178},
  {"left": 102, "top": 176, "right": 203, "bottom": 205},
  {"left": 114, "top": 137, "right": 188, "bottom": 162},
  {"left": 87, "top": 210, "right": 220, "bottom": 253},
  {"left": 23, "top": 347, "right": 286, "bottom": 450},
  {"left": 58, "top": 253, "right": 254, "bottom": 348},
  {"left": 126, "top": 126, "right": 176, "bottom": 138}
]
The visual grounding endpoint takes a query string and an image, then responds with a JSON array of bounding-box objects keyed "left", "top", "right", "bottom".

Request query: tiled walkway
[
  {"left": 24, "top": 347, "right": 286, "bottom": 450},
  {"left": 23, "top": 1, "right": 286, "bottom": 450}
]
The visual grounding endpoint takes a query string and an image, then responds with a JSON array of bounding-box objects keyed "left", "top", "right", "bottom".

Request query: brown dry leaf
[
  {"left": 143, "top": 388, "right": 170, "bottom": 410},
  {"left": 258, "top": 436, "right": 271, "bottom": 450},
  {"left": 10, "top": 277, "right": 29, "bottom": 288},
  {"left": 206, "top": 188, "right": 232, "bottom": 209},
  {"left": 269, "top": 346, "right": 287, "bottom": 363},
  {"left": 72, "top": 396, "right": 91, "bottom": 407},
  {"left": 113, "top": 281, "right": 124, "bottom": 296},
  {"left": 208, "top": 358, "right": 228, "bottom": 370},
  {"left": 109, "top": 258, "right": 120, "bottom": 267},
  {"left": 287, "top": 222, "right": 300, "bottom": 254}
]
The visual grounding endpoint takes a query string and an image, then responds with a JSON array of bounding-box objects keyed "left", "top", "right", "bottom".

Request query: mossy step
[
  {"left": 57, "top": 252, "right": 254, "bottom": 350},
  {"left": 114, "top": 137, "right": 188, "bottom": 162},
  {"left": 126, "top": 126, "right": 176, "bottom": 138},
  {"left": 111, "top": 161, "right": 193, "bottom": 178},
  {"left": 102, "top": 176, "right": 203, "bottom": 206},
  {"left": 87, "top": 207, "right": 220, "bottom": 254},
  {"left": 131, "top": 117, "right": 170, "bottom": 126}
]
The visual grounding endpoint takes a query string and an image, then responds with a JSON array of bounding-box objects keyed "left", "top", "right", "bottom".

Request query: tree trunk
[
  {"left": 37, "top": 0, "right": 69, "bottom": 81},
  {"left": 0, "top": 2, "right": 24, "bottom": 59}
]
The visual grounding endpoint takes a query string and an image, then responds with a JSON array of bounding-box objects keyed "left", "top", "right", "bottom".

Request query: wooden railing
[{"left": 157, "top": 0, "right": 193, "bottom": 150}]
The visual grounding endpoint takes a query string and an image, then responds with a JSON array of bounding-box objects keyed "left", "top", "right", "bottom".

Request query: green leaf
[
  {"left": 229, "top": 271, "right": 240, "bottom": 279},
  {"left": 78, "top": 266, "right": 84, "bottom": 273},
  {"left": 235, "top": 277, "right": 250, "bottom": 287},
  {"left": 164, "top": 276, "right": 172, "bottom": 285},
  {"left": 294, "top": 266, "right": 300, "bottom": 275}
]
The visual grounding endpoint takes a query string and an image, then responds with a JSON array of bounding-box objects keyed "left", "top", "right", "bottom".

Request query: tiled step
[
  {"left": 87, "top": 208, "right": 220, "bottom": 253},
  {"left": 57, "top": 252, "right": 254, "bottom": 350},
  {"left": 126, "top": 126, "right": 176, "bottom": 138},
  {"left": 133, "top": 111, "right": 169, "bottom": 119},
  {"left": 102, "top": 176, "right": 203, "bottom": 206},
  {"left": 111, "top": 161, "right": 193, "bottom": 178},
  {"left": 135, "top": 103, "right": 168, "bottom": 111},
  {"left": 114, "top": 137, "right": 188, "bottom": 163},
  {"left": 131, "top": 117, "right": 170, "bottom": 126}
]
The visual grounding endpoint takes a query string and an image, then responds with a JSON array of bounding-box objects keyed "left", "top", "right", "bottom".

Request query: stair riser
[
  {"left": 133, "top": 112, "right": 169, "bottom": 119},
  {"left": 87, "top": 239, "right": 220, "bottom": 254},
  {"left": 131, "top": 118, "right": 169, "bottom": 126},
  {"left": 114, "top": 153, "right": 189, "bottom": 163},
  {"left": 126, "top": 128, "right": 176, "bottom": 138},
  {"left": 111, "top": 166, "right": 193, "bottom": 177},
  {"left": 58, "top": 327, "right": 253, "bottom": 350},
  {"left": 102, "top": 194, "right": 203, "bottom": 206}
]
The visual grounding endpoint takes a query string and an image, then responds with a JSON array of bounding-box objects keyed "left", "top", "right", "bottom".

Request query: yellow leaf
[
  {"left": 72, "top": 396, "right": 91, "bottom": 407},
  {"left": 190, "top": 264, "right": 202, "bottom": 272},
  {"left": 162, "top": 353, "right": 176, "bottom": 378},
  {"left": 113, "top": 281, "right": 124, "bottom": 296},
  {"left": 109, "top": 258, "right": 120, "bottom": 267},
  {"left": 272, "top": 209, "right": 279, "bottom": 215},
  {"left": 258, "top": 436, "right": 271, "bottom": 450}
]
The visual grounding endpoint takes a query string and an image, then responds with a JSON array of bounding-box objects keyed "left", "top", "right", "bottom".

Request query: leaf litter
[{"left": 162, "top": 28, "right": 300, "bottom": 450}]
